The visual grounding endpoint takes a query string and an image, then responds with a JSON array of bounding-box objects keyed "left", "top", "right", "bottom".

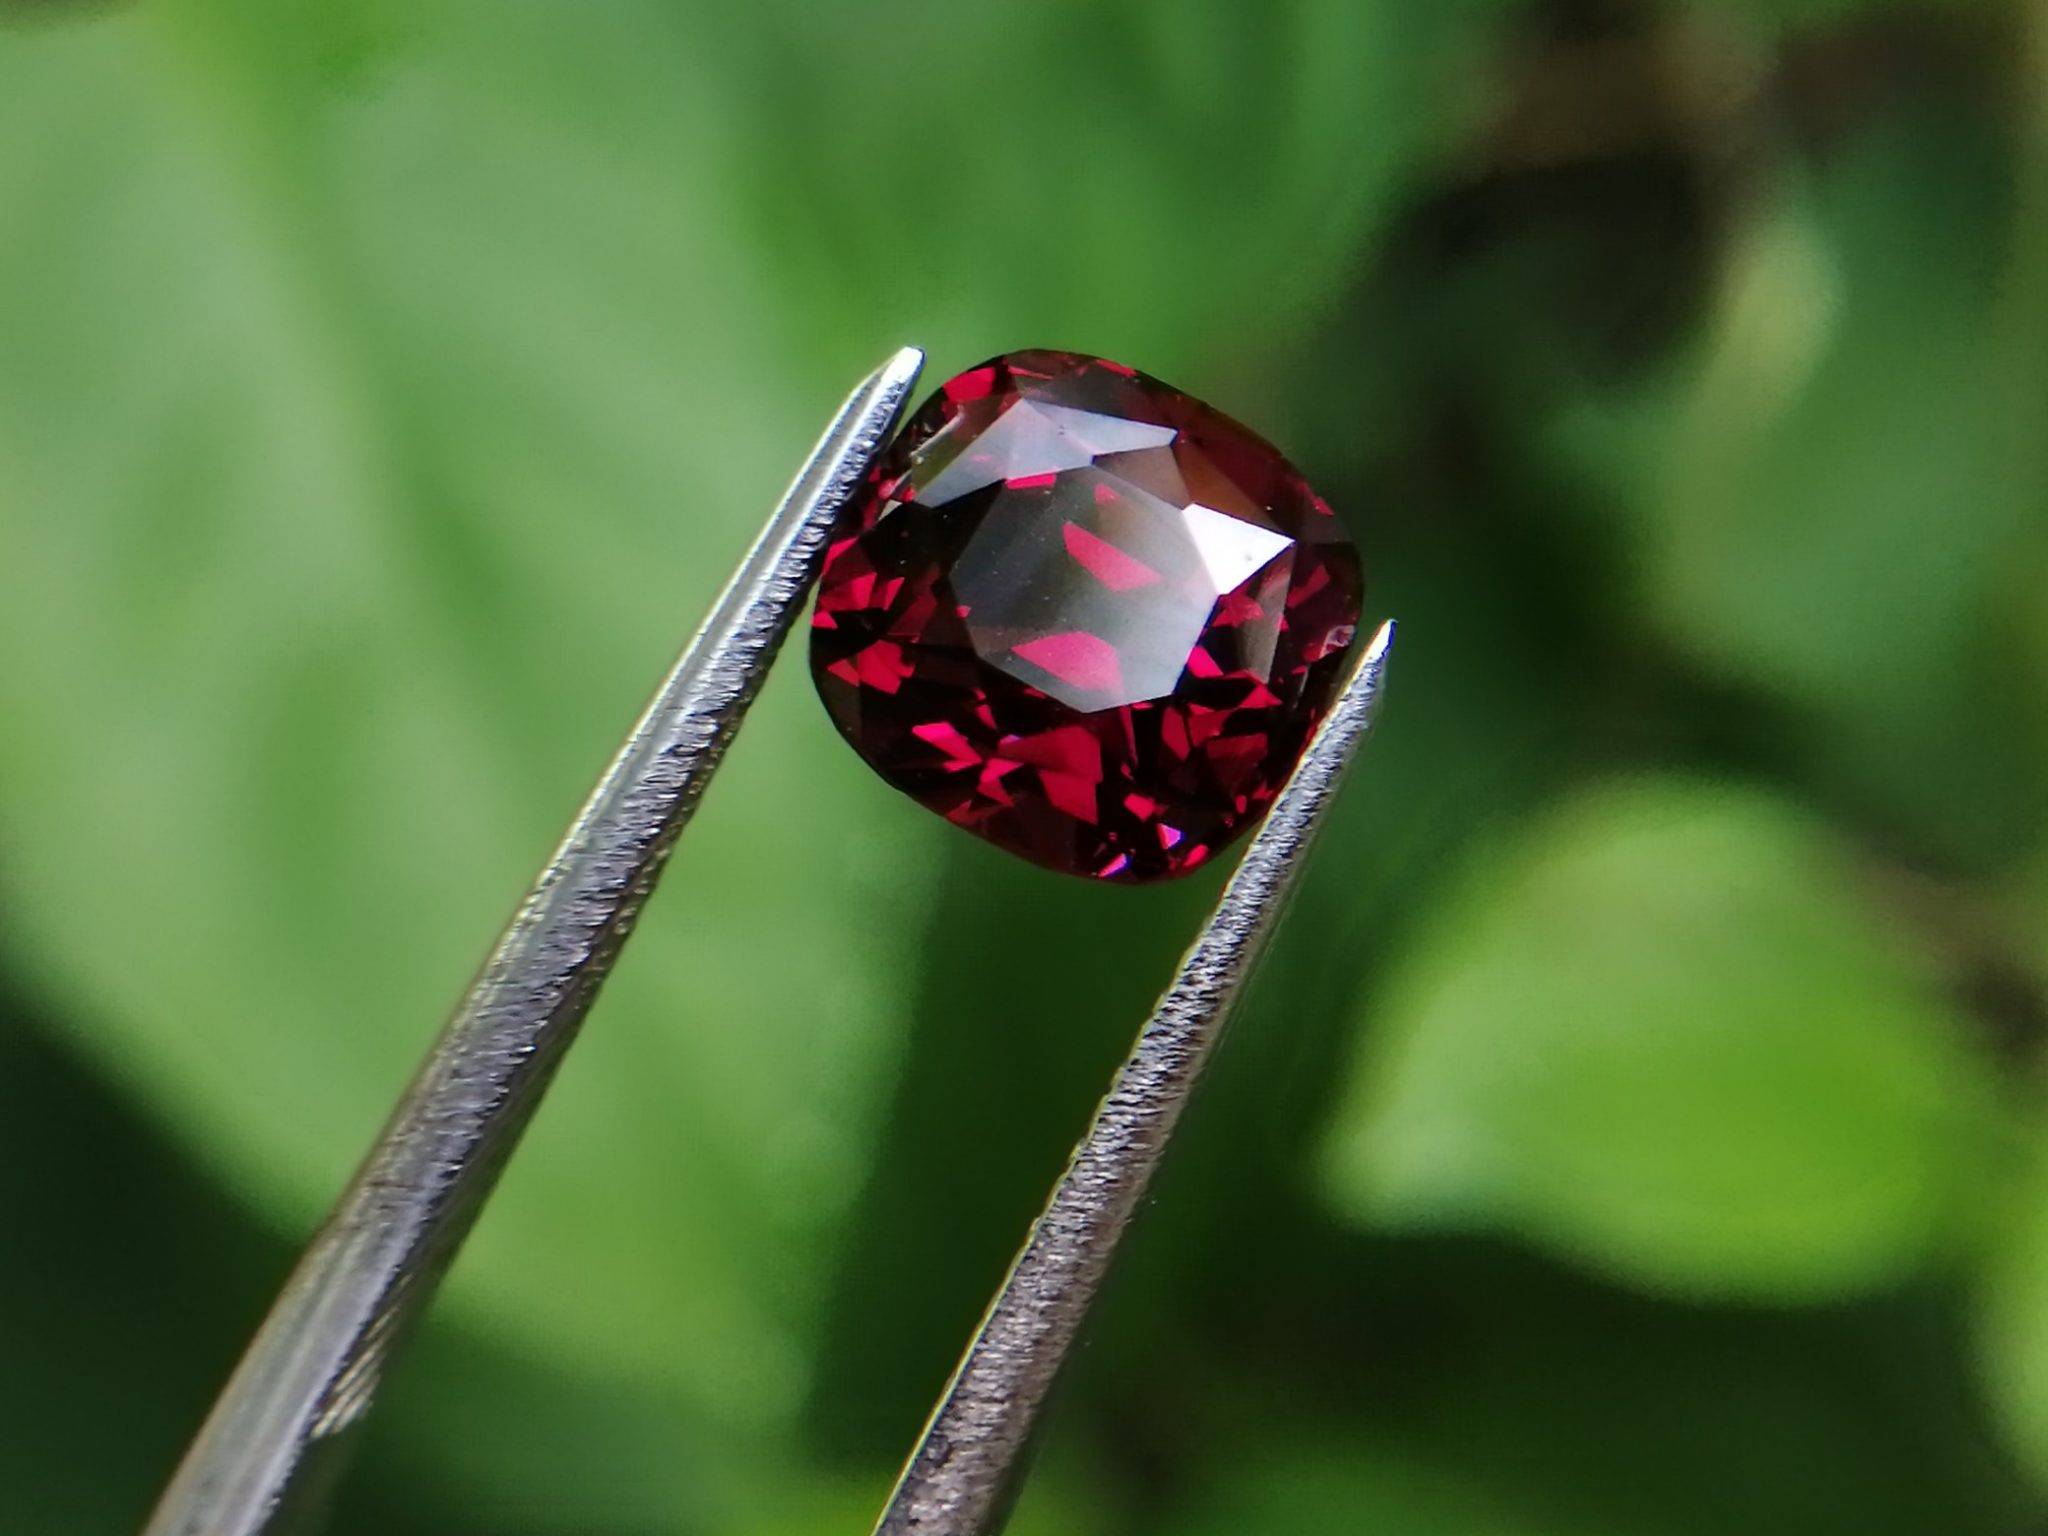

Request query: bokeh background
[{"left": 4, "top": 0, "right": 2048, "bottom": 1530}]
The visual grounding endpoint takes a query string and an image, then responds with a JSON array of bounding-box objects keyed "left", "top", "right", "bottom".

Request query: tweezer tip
[{"left": 875, "top": 344, "right": 927, "bottom": 396}]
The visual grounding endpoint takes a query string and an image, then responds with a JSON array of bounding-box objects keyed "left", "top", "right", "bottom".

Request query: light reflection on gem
[{"left": 810, "top": 350, "right": 1363, "bottom": 882}]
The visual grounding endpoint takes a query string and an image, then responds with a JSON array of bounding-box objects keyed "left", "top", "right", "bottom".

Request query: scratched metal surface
[
  {"left": 144, "top": 347, "right": 926, "bottom": 1536},
  {"left": 872, "top": 620, "right": 1397, "bottom": 1536}
]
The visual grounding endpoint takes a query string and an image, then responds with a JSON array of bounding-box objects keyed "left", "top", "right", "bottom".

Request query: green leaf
[
  {"left": 1647, "top": 121, "right": 2016, "bottom": 691},
  {"left": 0, "top": 0, "right": 938, "bottom": 1430},
  {"left": 720, "top": 0, "right": 1505, "bottom": 387},
  {"left": 1322, "top": 778, "right": 1993, "bottom": 1300},
  {"left": 1548, "top": 108, "right": 2048, "bottom": 867},
  {"left": 0, "top": 0, "right": 1493, "bottom": 1443}
]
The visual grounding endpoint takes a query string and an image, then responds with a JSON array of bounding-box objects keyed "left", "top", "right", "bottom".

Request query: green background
[{"left": 4, "top": 0, "right": 2047, "bottom": 1529}]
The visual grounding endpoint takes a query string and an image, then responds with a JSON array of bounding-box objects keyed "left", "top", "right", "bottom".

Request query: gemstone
[{"left": 810, "top": 350, "right": 1364, "bottom": 883}]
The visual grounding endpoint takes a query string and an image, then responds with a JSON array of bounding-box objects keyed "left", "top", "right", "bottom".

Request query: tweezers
[{"left": 143, "top": 345, "right": 1396, "bottom": 1536}]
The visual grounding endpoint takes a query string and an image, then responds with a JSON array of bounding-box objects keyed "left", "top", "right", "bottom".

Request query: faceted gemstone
[{"left": 810, "top": 350, "right": 1364, "bottom": 882}]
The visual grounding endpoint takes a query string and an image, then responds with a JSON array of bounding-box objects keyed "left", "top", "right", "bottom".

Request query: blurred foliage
[
  {"left": 1325, "top": 778, "right": 1997, "bottom": 1299},
  {"left": 2, "top": 0, "right": 2047, "bottom": 1530}
]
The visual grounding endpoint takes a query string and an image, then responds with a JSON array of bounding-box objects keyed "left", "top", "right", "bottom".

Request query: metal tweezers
[{"left": 144, "top": 347, "right": 1397, "bottom": 1536}]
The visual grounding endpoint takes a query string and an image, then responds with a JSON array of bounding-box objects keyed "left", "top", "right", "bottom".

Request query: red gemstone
[{"left": 810, "top": 350, "right": 1364, "bottom": 882}]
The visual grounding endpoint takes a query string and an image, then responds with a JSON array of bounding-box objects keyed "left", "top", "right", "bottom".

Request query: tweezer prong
[
  {"left": 144, "top": 346, "right": 926, "bottom": 1536},
  {"left": 871, "top": 618, "right": 1397, "bottom": 1536}
]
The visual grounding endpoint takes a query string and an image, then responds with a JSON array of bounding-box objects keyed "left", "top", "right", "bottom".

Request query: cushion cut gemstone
[{"left": 809, "top": 350, "right": 1364, "bottom": 882}]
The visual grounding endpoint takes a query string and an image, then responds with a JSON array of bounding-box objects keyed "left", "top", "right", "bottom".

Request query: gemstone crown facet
[{"left": 810, "top": 350, "right": 1364, "bottom": 882}]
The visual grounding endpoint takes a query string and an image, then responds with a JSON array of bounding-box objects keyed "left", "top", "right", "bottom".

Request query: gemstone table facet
[{"left": 810, "top": 350, "right": 1364, "bottom": 882}]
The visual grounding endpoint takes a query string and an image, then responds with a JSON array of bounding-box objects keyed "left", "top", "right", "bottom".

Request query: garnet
[{"left": 810, "top": 350, "right": 1364, "bottom": 882}]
